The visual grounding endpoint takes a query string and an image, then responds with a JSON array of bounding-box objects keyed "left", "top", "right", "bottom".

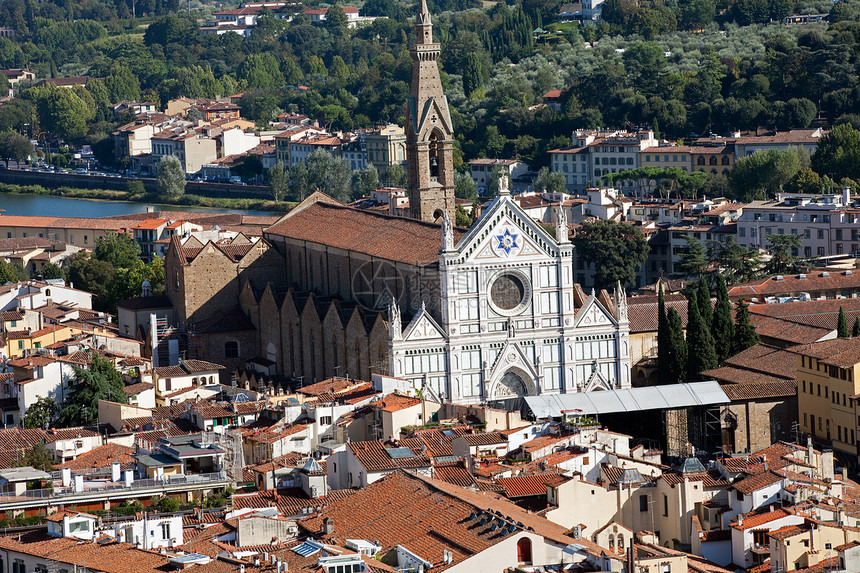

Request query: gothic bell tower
[{"left": 406, "top": 0, "right": 455, "bottom": 224}]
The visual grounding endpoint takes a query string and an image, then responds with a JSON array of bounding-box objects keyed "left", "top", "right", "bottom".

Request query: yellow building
[
  {"left": 795, "top": 338, "right": 860, "bottom": 460},
  {"left": 641, "top": 145, "right": 694, "bottom": 172},
  {"left": 5, "top": 324, "right": 74, "bottom": 357},
  {"left": 364, "top": 123, "right": 406, "bottom": 170}
]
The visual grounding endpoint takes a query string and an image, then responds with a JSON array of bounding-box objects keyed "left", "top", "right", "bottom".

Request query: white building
[
  {"left": 386, "top": 180, "right": 632, "bottom": 404},
  {"left": 736, "top": 191, "right": 855, "bottom": 258}
]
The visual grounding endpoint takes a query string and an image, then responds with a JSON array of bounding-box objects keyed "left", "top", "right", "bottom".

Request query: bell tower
[{"left": 406, "top": 0, "right": 455, "bottom": 224}]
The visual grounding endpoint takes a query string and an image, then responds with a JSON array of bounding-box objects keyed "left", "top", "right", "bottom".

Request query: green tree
[
  {"left": 325, "top": 4, "right": 349, "bottom": 37},
  {"left": 39, "top": 262, "right": 64, "bottom": 280},
  {"left": 657, "top": 284, "right": 670, "bottom": 383},
  {"left": 300, "top": 149, "right": 352, "bottom": 202},
  {"left": 812, "top": 123, "right": 860, "bottom": 182},
  {"left": 533, "top": 167, "right": 566, "bottom": 195},
  {"left": 154, "top": 495, "right": 180, "bottom": 512},
  {"left": 23, "top": 396, "right": 57, "bottom": 430},
  {"left": 353, "top": 164, "right": 379, "bottom": 199},
  {"left": 94, "top": 232, "right": 140, "bottom": 269},
  {"left": 0, "top": 131, "right": 33, "bottom": 166},
  {"left": 733, "top": 300, "right": 760, "bottom": 354},
  {"left": 717, "top": 237, "right": 763, "bottom": 285},
  {"left": 675, "top": 235, "right": 708, "bottom": 278},
  {"left": 853, "top": 316, "right": 860, "bottom": 338},
  {"left": 13, "top": 443, "right": 54, "bottom": 472},
  {"left": 58, "top": 354, "right": 127, "bottom": 427},
  {"left": 574, "top": 220, "right": 650, "bottom": 291},
  {"left": 267, "top": 161, "right": 289, "bottom": 202},
  {"left": 665, "top": 306, "right": 687, "bottom": 383},
  {"left": 26, "top": 83, "right": 94, "bottom": 141},
  {"left": 454, "top": 171, "right": 478, "bottom": 200},
  {"left": 238, "top": 53, "right": 285, "bottom": 90},
  {"left": 712, "top": 275, "right": 735, "bottom": 363},
  {"left": 67, "top": 254, "right": 116, "bottom": 308},
  {"left": 765, "top": 233, "right": 803, "bottom": 275},
  {"left": 381, "top": 163, "right": 407, "bottom": 188},
  {"left": 105, "top": 64, "right": 141, "bottom": 103},
  {"left": 729, "top": 148, "right": 805, "bottom": 201},
  {"left": 838, "top": 306, "right": 850, "bottom": 338},
  {"left": 696, "top": 276, "right": 712, "bottom": 326},
  {"left": 685, "top": 290, "right": 717, "bottom": 381},
  {"left": 0, "top": 259, "right": 25, "bottom": 283},
  {"left": 157, "top": 156, "right": 186, "bottom": 198},
  {"left": 462, "top": 52, "right": 484, "bottom": 99}
]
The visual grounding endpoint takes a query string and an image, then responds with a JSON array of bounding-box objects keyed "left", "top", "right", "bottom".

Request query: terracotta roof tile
[{"left": 265, "top": 196, "right": 466, "bottom": 267}]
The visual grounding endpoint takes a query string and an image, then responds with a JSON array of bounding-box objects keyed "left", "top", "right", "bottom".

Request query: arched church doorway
[{"left": 493, "top": 370, "right": 529, "bottom": 399}]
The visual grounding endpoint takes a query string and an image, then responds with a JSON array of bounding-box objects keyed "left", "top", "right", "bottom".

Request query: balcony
[{"left": 0, "top": 471, "right": 228, "bottom": 510}]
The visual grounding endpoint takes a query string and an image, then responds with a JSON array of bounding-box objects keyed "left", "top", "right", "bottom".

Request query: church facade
[
  {"left": 387, "top": 178, "right": 631, "bottom": 404},
  {"left": 164, "top": 0, "right": 631, "bottom": 404}
]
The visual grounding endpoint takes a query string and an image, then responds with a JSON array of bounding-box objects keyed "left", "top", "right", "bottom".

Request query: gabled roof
[{"left": 265, "top": 192, "right": 465, "bottom": 267}]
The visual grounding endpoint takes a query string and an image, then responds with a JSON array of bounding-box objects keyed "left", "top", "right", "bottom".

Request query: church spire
[
  {"left": 405, "top": 0, "right": 455, "bottom": 224},
  {"left": 416, "top": 0, "right": 432, "bottom": 31}
]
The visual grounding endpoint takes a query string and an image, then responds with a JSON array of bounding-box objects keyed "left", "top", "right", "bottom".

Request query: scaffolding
[{"left": 201, "top": 431, "right": 245, "bottom": 484}]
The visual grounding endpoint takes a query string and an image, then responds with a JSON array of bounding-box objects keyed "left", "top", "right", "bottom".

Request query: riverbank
[{"left": 0, "top": 182, "right": 296, "bottom": 213}]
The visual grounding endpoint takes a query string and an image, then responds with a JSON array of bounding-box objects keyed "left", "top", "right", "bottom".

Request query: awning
[{"left": 524, "top": 381, "right": 730, "bottom": 419}]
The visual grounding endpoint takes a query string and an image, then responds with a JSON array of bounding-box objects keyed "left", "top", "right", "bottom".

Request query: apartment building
[
  {"left": 548, "top": 129, "right": 658, "bottom": 193},
  {"left": 795, "top": 338, "right": 860, "bottom": 464},
  {"left": 363, "top": 123, "right": 406, "bottom": 170},
  {"left": 151, "top": 127, "right": 218, "bottom": 174},
  {"left": 468, "top": 158, "right": 529, "bottom": 195},
  {"left": 640, "top": 144, "right": 733, "bottom": 176},
  {"left": 736, "top": 191, "right": 855, "bottom": 258}
]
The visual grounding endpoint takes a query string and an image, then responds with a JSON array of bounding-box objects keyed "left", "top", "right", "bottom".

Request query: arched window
[
  {"left": 721, "top": 156, "right": 730, "bottom": 165},
  {"left": 711, "top": 169, "right": 717, "bottom": 174},
  {"left": 709, "top": 156, "right": 717, "bottom": 165},
  {"left": 516, "top": 538, "right": 532, "bottom": 563},
  {"left": 45, "top": 289, "right": 51, "bottom": 297},
  {"left": 723, "top": 169, "right": 730, "bottom": 176},
  {"left": 617, "top": 534, "right": 624, "bottom": 553},
  {"left": 697, "top": 157, "right": 705, "bottom": 166},
  {"left": 608, "top": 535, "right": 615, "bottom": 550},
  {"left": 224, "top": 341, "right": 239, "bottom": 358},
  {"left": 429, "top": 131, "right": 441, "bottom": 178},
  {"left": 192, "top": 377, "right": 198, "bottom": 385}
]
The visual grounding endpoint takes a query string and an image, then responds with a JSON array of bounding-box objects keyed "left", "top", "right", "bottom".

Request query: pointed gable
[
  {"left": 452, "top": 194, "right": 560, "bottom": 265},
  {"left": 403, "top": 305, "right": 446, "bottom": 342},
  {"left": 575, "top": 294, "right": 617, "bottom": 328}
]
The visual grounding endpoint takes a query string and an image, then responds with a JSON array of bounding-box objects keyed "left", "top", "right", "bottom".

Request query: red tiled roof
[
  {"left": 495, "top": 474, "right": 559, "bottom": 497},
  {"left": 731, "top": 507, "right": 797, "bottom": 530},
  {"left": 57, "top": 444, "right": 135, "bottom": 472},
  {"left": 265, "top": 194, "right": 467, "bottom": 267},
  {"left": 376, "top": 392, "right": 421, "bottom": 412},
  {"left": 346, "top": 440, "right": 431, "bottom": 472},
  {"left": 791, "top": 337, "right": 860, "bottom": 368}
]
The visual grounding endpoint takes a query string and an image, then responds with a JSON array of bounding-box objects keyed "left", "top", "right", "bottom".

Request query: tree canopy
[
  {"left": 58, "top": 354, "right": 127, "bottom": 427},
  {"left": 574, "top": 220, "right": 649, "bottom": 291}
]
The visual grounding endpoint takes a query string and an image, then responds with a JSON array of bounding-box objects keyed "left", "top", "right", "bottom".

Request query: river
[{"left": 0, "top": 193, "right": 279, "bottom": 218}]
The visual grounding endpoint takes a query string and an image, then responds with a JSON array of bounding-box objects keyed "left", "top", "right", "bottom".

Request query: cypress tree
[
  {"left": 712, "top": 275, "right": 735, "bottom": 363},
  {"left": 657, "top": 284, "right": 669, "bottom": 384},
  {"left": 838, "top": 306, "right": 850, "bottom": 338},
  {"left": 666, "top": 307, "right": 687, "bottom": 383},
  {"left": 696, "top": 276, "right": 712, "bottom": 326},
  {"left": 733, "top": 300, "right": 760, "bottom": 354},
  {"left": 853, "top": 316, "right": 860, "bottom": 338},
  {"left": 686, "top": 290, "right": 718, "bottom": 381}
]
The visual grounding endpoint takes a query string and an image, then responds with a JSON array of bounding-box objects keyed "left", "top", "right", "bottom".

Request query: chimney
[
  {"left": 843, "top": 185, "right": 851, "bottom": 206},
  {"left": 322, "top": 517, "right": 334, "bottom": 535}
]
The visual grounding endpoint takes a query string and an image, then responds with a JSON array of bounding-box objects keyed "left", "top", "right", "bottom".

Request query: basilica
[{"left": 164, "top": 0, "right": 631, "bottom": 404}]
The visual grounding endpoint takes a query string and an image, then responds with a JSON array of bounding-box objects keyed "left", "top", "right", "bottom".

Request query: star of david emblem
[{"left": 496, "top": 229, "right": 519, "bottom": 256}]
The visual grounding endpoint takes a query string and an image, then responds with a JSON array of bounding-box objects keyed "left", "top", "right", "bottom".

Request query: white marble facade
[{"left": 388, "top": 180, "right": 631, "bottom": 405}]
